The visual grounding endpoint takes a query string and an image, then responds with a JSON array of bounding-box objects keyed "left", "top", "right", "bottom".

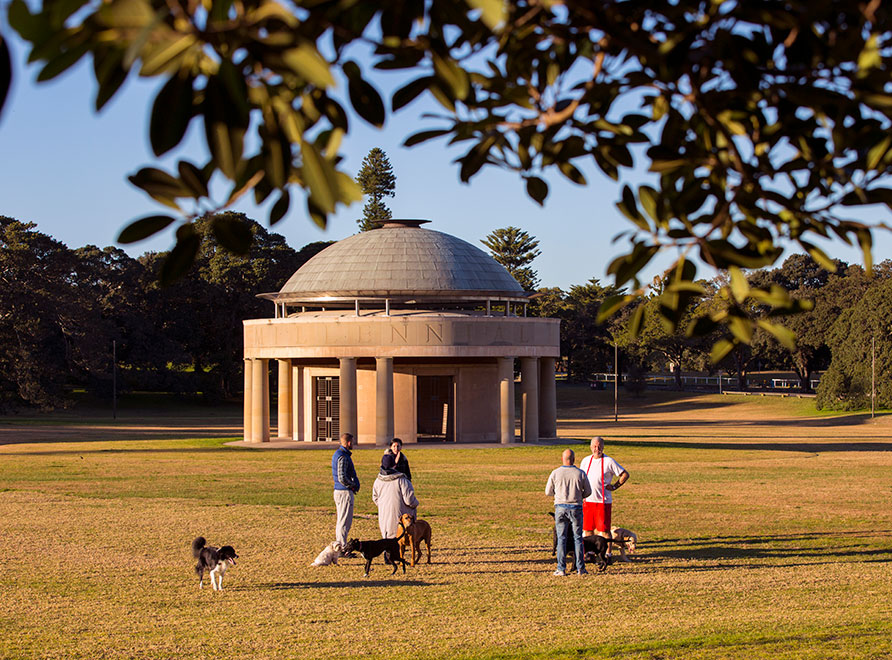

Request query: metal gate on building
[
  {"left": 416, "top": 375, "right": 454, "bottom": 441},
  {"left": 314, "top": 376, "right": 340, "bottom": 441}
]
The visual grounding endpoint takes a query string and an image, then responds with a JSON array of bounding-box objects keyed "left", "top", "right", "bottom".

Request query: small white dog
[
  {"left": 310, "top": 541, "right": 342, "bottom": 566},
  {"left": 610, "top": 526, "right": 638, "bottom": 562}
]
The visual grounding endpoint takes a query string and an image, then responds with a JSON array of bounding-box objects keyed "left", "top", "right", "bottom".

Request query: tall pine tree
[
  {"left": 481, "top": 226, "right": 541, "bottom": 291},
  {"left": 355, "top": 148, "right": 396, "bottom": 231}
]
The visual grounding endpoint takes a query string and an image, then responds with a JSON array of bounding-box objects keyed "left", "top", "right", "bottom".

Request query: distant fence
[{"left": 589, "top": 373, "right": 820, "bottom": 392}]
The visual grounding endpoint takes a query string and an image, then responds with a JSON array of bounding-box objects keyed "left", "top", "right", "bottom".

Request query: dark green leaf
[
  {"left": 37, "top": 41, "right": 90, "bottom": 82},
  {"left": 306, "top": 196, "right": 327, "bottom": 230},
  {"left": 160, "top": 229, "right": 201, "bottom": 285},
  {"left": 117, "top": 214, "right": 176, "bottom": 243},
  {"left": 217, "top": 58, "right": 250, "bottom": 126},
  {"left": 392, "top": 76, "right": 433, "bottom": 111},
  {"left": 403, "top": 128, "right": 451, "bottom": 147},
  {"left": 0, "top": 36, "right": 10, "bottom": 119},
  {"left": 432, "top": 54, "right": 469, "bottom": 100},
  {"left": 525, "top": 176, "right": 548, "bottom": 206},
  {"left": 93, "top": 47, "right": 129, "bottom": 111},
  {"left": 557, "top": 161, "right": 586, "bottom": 185},
  {"left": 458, "top": 137, "right": 495, "bottom": 182},
  {"left": 211, "top": 214, "right": 252, "bottom": 255},
  {"left": 150, "top": 74, "right": 194, "bottom": 157},
  {"left": 347, "top": 73, "right": 385, "bottom": 127},
  {"left": 203, "top": 76, "right": 246, "bottom": 179},
  {"left": 128, "top": 167, "right": 190, "bottom": 199},
  {"left": 8, "top": 0, "right": 50, "bottom": 42},
  {"left": 300, "top": 140, "right": 337, "bottom": 213},
  {"left": 177, "top": 160, "right": 208, "bottom": 197},
  {"left": 686, "top": 316, "right": 718, "bottom": 338},
  {"left": 269, "top": 190, "right": 290, "bottom": 226}
]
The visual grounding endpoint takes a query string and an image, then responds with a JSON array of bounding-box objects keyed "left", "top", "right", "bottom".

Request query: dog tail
[{"left": 192, "top": 536, "right": 207, "bottom": 558}]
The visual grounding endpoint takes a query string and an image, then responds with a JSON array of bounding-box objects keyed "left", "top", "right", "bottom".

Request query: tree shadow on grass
[
  {"left": 587, "top": 439, "right": 892, "bottom": 453},
  {"left": 253, "top": 579, "right": 434, "bottom": 590},
  {"left": 642, "top": 530, "right": 892, "bottom": 565}
]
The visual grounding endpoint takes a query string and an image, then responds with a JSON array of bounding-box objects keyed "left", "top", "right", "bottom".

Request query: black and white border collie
[{"left": 192, "top": 537, "right": 238, "bottom": 590}]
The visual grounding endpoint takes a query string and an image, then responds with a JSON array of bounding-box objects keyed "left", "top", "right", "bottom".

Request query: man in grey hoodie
[
  {"left": 372, "top": 453, "right": 419, "bottom": 538},
  {"left": 545, "top": 448, "right": 592, "bottom": 576}
]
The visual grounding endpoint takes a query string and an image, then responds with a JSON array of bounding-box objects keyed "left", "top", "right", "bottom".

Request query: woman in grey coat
[{"left": 372, "top": 454, "right": 419, "bottom": 538}]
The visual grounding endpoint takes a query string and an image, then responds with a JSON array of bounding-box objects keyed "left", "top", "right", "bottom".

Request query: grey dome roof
[{"left": 274, "top": 220, "right": 527, "bottom": 302}]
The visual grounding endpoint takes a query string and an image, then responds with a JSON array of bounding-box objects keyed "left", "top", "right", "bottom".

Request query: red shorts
[{"left": 583, "top": 501, "right": 612, "bottom": 533}]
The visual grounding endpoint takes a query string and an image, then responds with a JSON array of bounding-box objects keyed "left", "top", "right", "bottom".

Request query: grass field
[{"left": 2, "top": 388, "right": 891, "bottom": 659}]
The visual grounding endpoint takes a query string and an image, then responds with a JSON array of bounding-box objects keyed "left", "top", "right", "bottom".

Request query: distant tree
[
  {"left": 355, "top": 148, "right": 396, "bottom": 231},
  {"left": 560, "top": 279, "right": 622, "bottom": 381},
  {"left": 0, "top": 218, "right": 85, "bottom": 408},
  {"left": 294, "top": 240, "right": 335, "bottom": 267},
  {"left": 616, "top": 280, "right": 716, "bottom": 389},
  {"left": 71, "top": 245, "right": 159, "bottom": 394},
  {"left": 817, "top": 279, "right": 892, "bottom": 410},
  {"left": 138, "top": 213, "right": 298, "bottom": 398},
  {"left": 481, "top": 226, "right": 541, "bottom": 291}
]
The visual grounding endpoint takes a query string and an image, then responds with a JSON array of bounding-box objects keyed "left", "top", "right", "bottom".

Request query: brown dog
[{"left": 398, "top": 513, "right": 432, "bottom": 566}]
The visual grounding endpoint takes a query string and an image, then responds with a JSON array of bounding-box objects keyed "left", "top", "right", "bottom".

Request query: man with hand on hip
[
  {"left": 580, "top": 436, "right": 629, "bottom": 560},
  {"left": 545, "top": 448, "right": 592, "bottom": 576},
  {"left": 332, "top": 433, "right": 360, "bottom": 555}
]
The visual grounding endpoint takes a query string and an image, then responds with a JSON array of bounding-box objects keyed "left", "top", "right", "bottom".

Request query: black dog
[
  {"left": 548, "top": 513, "right": 618, "bottom": 572},
  {"left": 343, "top": 538, "right": 406, "bottom": 577},
  {"left": 192, "top": 537, "right": 239, "bottom": 590}
]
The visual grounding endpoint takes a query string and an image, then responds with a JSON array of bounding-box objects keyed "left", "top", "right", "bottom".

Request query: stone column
[
  {"left": 375, "top": 357, "right": 394, "bottom": 447},
  {"left": 251, "top": 358, "right": 270, "bottom": 443},
  {"left": 277, "top": 359, "right": 292, "bottom": 440},
  {"left": 497, "top": 357, "right": 515, "bottom": 444},
  {"left": 520, "top": 357, "right": 539, "bottom": 444},
  {"left": 539, "top": 357, "right": 557, "bottom": 439},
  {"left": 292, "top": 363, "right": 304, "bottom": 441},
  {"left": 243, "top": 358, "right": 253, "bottom": 442},
  {"left": 339, "top": 357, "right": 358, "bottom": 440}
]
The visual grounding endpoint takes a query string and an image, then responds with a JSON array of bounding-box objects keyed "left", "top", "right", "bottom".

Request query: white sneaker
[{"left": 553, "top": 569, "right": 567, "bottom": 576}]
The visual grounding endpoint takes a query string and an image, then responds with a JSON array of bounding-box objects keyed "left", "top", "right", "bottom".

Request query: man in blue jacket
[{"left": 332, "top": 433, "right": 360, "bottom": 553}]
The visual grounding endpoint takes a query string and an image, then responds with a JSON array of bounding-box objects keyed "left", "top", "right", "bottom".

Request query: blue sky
[{"left": 1, "top": 31, "right": 889, "bottom": 291}]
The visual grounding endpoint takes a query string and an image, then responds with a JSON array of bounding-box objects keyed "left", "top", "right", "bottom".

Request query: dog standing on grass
[
  {"left": 398, "top": 513, "right": 432, "bottom": 566},
  {"left": 192, "top": 537, "right": 238, "bottom": 590},
  {"left": 610, "top": 526, "right": 638, "bottom": 562},
  {"left": 343, "top": 538, "right": 406, "bottom": 577}
]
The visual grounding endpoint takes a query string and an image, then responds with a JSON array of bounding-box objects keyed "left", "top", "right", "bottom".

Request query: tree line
[
  {"left": 0, "top": 214, "right": 330, "bottom": 411},
  {"left": 3, "top": 213, "right": 889, "bottom": 412},
  {"left": 519, "top": 250, "right": 892, "bottom": 411}
]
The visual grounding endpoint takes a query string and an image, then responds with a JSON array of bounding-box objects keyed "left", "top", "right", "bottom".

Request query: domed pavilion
[{"left": 242, "top": 219, "right": 560, "bottom": 445}]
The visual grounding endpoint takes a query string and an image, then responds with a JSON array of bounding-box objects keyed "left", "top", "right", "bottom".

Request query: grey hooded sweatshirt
[{"left": 371, "top": 469, "right": 419, "bottom": 538}]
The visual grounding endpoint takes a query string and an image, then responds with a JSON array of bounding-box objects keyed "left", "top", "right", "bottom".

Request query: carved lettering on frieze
[
  {"left": 426, "top": 324, "right": 444, "bottom": 344},
  {"left": 391, "top": 324, "right": 408, "bottom": 344}
]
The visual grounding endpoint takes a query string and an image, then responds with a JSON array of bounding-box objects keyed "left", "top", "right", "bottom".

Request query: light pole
[
  {"left": 112, "top": 340, "right": 117, "bottom": 420},
  {"left": 871, "top": 334, "right": 876, "bottom": 419},
  {"left": 614, "top": 341, "right": 618, "bottom": 423}
]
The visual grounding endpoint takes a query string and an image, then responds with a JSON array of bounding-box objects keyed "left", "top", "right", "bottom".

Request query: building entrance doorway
[
  {"left": 314, "top": 376, "right": 339, "bottom": 441},
  {"left": 416, "top": 375, "right": 454, "bottom": 442}
]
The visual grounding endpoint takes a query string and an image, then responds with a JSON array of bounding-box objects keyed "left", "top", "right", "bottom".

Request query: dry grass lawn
[{"left": 1, "top": 388, "right": 891, "bottom": 659}]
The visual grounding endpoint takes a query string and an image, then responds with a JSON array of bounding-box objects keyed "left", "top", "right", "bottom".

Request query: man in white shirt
[{"left": 579, "top": 436, "right": 629, "bottom": 558}]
